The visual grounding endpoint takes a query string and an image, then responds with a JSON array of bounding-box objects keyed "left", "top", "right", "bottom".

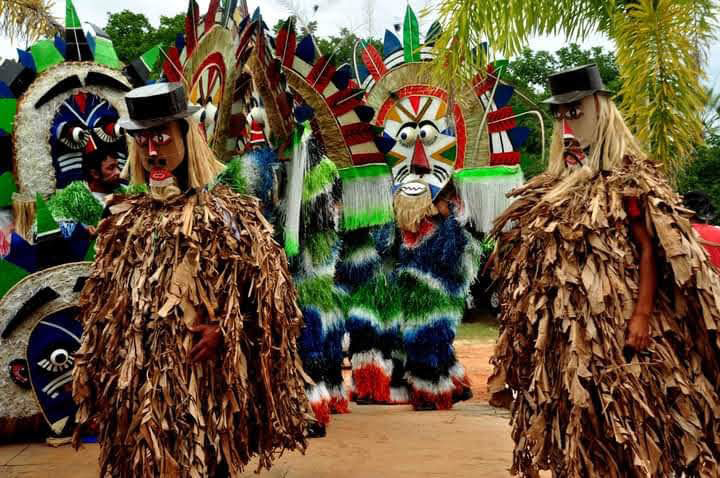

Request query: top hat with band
[
  {"left": 118, "top": 82, "right": 200, "bottom": 131},
  {"left": 543, "top": 64, "right": 612, "bottom": 105}
]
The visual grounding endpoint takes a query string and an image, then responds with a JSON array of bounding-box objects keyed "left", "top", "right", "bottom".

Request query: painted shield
[{"left": 26, "top": 307, "right": 82, "bottom": 436}]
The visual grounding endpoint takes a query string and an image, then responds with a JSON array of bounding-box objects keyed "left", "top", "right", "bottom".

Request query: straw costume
[
  {"left": 71, "top": 83, "right": 308, "bottom": 477},
  {"left": 489, "top": 65, "right": 720, "bottom": 477}
]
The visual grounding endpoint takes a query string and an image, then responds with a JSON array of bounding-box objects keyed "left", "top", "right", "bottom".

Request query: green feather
[{"left": 403, "top": 5, "right": 421, "bottom": 62}]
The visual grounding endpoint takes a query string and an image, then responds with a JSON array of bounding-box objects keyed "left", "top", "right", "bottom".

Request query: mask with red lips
[{"left": 131, "top": 120, "right": 187, "bottom": 200}]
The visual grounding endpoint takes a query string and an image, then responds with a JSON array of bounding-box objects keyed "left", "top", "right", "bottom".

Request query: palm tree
[
  {"left": 426, "top": 0, "right": 719, "bottom": 179},
  {"left": 0, "top": 0, "right": 59, "bottom": 43},
  {"left": 704, "top": 87, "right": 720, "bottom": 138}
]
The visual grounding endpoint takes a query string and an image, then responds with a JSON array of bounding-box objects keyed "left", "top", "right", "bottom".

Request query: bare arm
[{"left": 627, "top": 218, "right": 657, "bottom": 350}]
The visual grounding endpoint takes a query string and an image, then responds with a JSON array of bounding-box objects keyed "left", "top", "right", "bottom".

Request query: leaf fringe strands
[
  {"left": 339, "top": 164, "right": 394, "bottom": 231},
  {"left": 488, "top": 158, "right": 720, "bottom": 477},
  {"left": 0, "top": 0, "right": 58, "bottom": 43},
  {"left": 426, "top": 0, "right": 719, "bottom": 180},
  {"left": 71, "top": 185, "right": 309, "bottom": 477},
  {"left": 453, "top": 165, "right": 524, "bottom": 234}
]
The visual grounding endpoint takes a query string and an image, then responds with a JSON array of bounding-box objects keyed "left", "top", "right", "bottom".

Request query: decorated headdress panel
[
  {"left": 352, "top": 5, "right": 530, "bottom": 232},
  {"left": 159, "top": 0, "right": 248, "bottom": 161}
]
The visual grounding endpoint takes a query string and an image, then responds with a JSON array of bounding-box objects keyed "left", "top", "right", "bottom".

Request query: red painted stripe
[
  {"left": 341, "top": 123, "right": 375, "bottom": 145},
  {"left": 307, "top": 56, "right": 336, "bottom": 94},
  {"left": 490, "top": 152, "right": 520, "bottom": 166},
  {"left": 351, "top": 152, "right": 386, "bottom": 165}
]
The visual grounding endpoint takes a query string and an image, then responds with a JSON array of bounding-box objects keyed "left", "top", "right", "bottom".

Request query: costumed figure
[
  {"left": 0, "top": 0, "right": 156, "bottom": 442},
  {"left": 216, "top": 11, "right": 386, "bottom": 431},
  {"left": 71, "top": 83, "right": 308, "bottom": 476},
  {"left": 683, "top": 190, "right": 720, "bottom": 269},
  {"left": 488, "top": 64, "right": 720, "bottom": 476},
  {"left": 345, "top": 5, "right": 529, "bottom": 410}
]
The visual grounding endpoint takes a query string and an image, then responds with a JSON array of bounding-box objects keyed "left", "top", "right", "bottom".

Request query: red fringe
[
  {"left": 352, "top": 364, "right": 391, "bottom": 403},
  {"left": 310, "top": 400, "right": 331, "bottom": 425},
  {"left": 329, "top": 396, "right": 350, "bottom": 414},
  {"left": 410, "top": 388, "right": 454, "bottom": 411}
]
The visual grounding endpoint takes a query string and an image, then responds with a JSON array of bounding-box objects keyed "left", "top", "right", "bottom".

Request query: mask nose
[
  {"left": 84, "top": 136, "right": 97, "bottom": 153},
  {"left": 148, "top": 139, "right": 159, "bottom": 157},
  {"left": 562, "top": 120, "right": 576, "bottom": 140},
  {"left": 410, "top": 139, "right": 431, "bottom": 175}
]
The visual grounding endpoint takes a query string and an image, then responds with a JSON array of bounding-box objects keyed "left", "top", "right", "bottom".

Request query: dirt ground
[{"left": 0, "top": 341, "right": 536, "bottom": 478}]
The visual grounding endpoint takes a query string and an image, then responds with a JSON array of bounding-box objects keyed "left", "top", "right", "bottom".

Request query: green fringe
[
  {"left": 343, "top": 207, "right": 394, "bottom": 231},
  {"left": 393, "top": 273, "right": 465, "bottom": 324},
  {"left": 453, "top": 165, "right": 521, "bottom": 181},
  {"left": 339, "top": 164, "right": 391, "bottom": 181},
  {"left": 216, "top": 158, "right": 247, "bottom": 195},
  {"left": 297, "top": 276, "right": 342, "bottom": 312},
  {"left": 305, "top": 229, "right": 339, "bottom": 265},
  {"left": 349, "top": 274, "right": 403, "bottom": 322},
  {"left": 47, "top": 181, "right": 104, "bottom": 226},
  {"left": 284, "top": 236, "right": 300, "bottom": 257},
  {"left": 303, "top": 158, "right": 338, "bottom": 202}
]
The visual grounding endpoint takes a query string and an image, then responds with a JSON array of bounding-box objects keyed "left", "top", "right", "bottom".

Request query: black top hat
[
  {"left": 118, "top": 82, "right": 200, "bottom": 131},
  {"left": 543, "top": 64, "right": 611, "bottom": 105}
]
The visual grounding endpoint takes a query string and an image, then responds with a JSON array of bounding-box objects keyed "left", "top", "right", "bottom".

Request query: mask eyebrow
[
  {"left": 34, "top": 76, "right": 82, "bottom": 109},
  {"left": 418, "top": 120, "right": 440, "bottom": 131},
  {"left": 85, "top": 72, "right": 131, "bottom": 92}
]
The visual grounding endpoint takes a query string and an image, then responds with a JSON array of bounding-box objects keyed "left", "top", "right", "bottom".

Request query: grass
[{"left": 457, "top": 311, "right": 499, "bottom": 342}]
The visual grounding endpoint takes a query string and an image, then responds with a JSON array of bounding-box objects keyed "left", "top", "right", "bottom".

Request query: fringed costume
[
  {"left": 395, "top": 210, "right": 480, "bottom": 409},
  {"left": 490, "top": 158, "right": 720, "bottom": 476},
  {"left": 72, "top": 185, "right": 309, "bottom": 476},
  {"left": 237, "top": 130, "right": 348, "bottom": 425}
]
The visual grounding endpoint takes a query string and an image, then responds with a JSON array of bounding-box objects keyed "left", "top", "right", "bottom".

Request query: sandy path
[{"left": 0, "top": 342, "right": 527, "bottom": 478}]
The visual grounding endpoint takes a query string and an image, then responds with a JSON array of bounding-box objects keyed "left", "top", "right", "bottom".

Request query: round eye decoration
[
  {"left": 419, "top": 124, "right": 438, "bottom": 146},
  {"left": 59, "top": 126, "right": 89, "bottom": 150},
  {"left": 38, "top": 348, "right": 74, "bottom": 373},
  {"left": 397, "top": 125, "right": 417, "bottom": 146}
]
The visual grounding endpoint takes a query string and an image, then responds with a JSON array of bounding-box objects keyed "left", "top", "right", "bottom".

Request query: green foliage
[
  {"left": 315, "top": 28, "right": 382, "bottom": 67},
  {"left": 104, "top": 10, "right": 185, "bottom": 64},
  {"left": 427, "top": 0, "right": 718, "bottom": 181},
  {"left": 47, "top": 181, "right": 104, "bottom": 226},
  {"left": 677, "top": 134, "right": 720, "bottom": 224}
]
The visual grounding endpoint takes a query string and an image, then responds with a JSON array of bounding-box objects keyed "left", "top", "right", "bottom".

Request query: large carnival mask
[
  {"left": 383, "top": 94, "right": 458, "bottom": 201},
  {"left": 50, "top": 92, "right": 126, "bottom": 188}
]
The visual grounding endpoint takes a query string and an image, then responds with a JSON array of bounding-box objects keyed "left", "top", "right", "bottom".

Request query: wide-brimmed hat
[
  {"left": 543, "top": 64, "right": 612, "bottom": 105},
  {"left": 118, "top": 82, "right": 200, "bottom": 131}
]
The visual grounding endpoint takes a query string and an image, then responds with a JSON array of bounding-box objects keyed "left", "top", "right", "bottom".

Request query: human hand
[
  {"left": 189, "top": 324, "right": 223, "bottom": 362},
  {"left": 626, "top": 313, "right": 651, "bottom": 350}
]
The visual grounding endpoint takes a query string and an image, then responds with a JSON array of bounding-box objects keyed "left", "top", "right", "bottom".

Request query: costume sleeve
[{"left": 624, "top": 196, "right": 643, "bottom": 219}]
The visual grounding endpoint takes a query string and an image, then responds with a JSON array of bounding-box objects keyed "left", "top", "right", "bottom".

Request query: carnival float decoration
[{"left": 0, "top": 0, "right": 158, "bottom": 441}]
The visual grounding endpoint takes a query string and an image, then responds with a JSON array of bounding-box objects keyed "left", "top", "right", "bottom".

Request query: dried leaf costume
[
  {"left": 489, "top": 65, "right": 720, "bottom": 477},
  {"left": 72, "top": 83, "right": 308, "bottom": 477}
]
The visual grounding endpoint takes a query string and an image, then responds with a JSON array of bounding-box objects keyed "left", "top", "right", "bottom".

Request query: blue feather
[{"left": 383, "top": 30, "right": 402, "bottom": 58}]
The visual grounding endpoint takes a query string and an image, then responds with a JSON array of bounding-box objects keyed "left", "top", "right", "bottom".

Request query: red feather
[
  {"left": 163, "top": 47, "right": 182, "bottom": 82},
  {"left": 204, "top": 0, "right": 220, "bottom": 34},
  {"left": 184, "top": 0, "right": 200, "bottom": 55},
  {"left": 275, "top": 20, "right": 297, "bottom": 68},
  {"left": 361, "top": 42, "right": 387, "bottom": 81}
]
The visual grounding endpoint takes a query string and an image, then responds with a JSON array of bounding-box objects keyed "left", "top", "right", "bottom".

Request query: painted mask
[
  {"left": 553, "top": 95, "right": 599, "bottom": 167},
  {"left": 50, "top": 92, "right": 127, "bottom": 189},
  {"left": 26, "top": 307, "right": 82, "bottom": 436},
  {"left": 379, "top": 91, "right": 460, "bottom": 201},
  {"left": 131, "top": 120, "right": 187, "bottom": 192}
]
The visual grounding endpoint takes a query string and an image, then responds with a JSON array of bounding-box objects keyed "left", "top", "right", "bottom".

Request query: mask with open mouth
[
  {"left": 132, "top": 120, "right": 186, "bottom": 200},
  {"left": 562, "top": 120, "right": 587, "bottom": 169}
]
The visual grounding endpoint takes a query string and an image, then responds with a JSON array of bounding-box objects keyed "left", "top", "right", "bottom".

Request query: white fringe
[
  {"left": 351, "top": 349, "right": 393, "bottom": 377},
  {"left": 456, "top": 170, "right": 525, "bottom": 234}
]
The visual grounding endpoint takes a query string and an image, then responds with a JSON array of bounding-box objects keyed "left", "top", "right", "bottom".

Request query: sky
[{"left": 0, "top": 0, "right": 718, "bottom": 88}]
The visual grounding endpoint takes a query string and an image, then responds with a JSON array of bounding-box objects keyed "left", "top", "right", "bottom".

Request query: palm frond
[
  {"left": 614, "top": 0, "right": 713, "bottom": 177},
  {"left": 424, "top": 0, "right": 607, "bottom": 93},
  {"left": 0, "top": 0, "right": 59, "bottom": 43}
]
